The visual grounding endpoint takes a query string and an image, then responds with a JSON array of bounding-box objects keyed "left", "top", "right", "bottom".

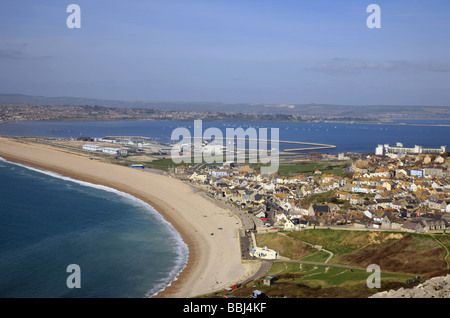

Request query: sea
[
  {"left": 0, "top": 157, "right": 188, "bottom": 298},
  {"left": 0, "top": 119, "right": 449, "bottom": 298}
]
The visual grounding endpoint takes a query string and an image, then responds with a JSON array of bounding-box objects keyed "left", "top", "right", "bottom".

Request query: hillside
[
  {"left": 281, "top": 230, "right": 449, "bottom": 277},
  {"left": 207, "top": 230, "right": 450, "bottom": 298},
  {"left": 1, "top": 93, "right": 450, "bottom": 119}
]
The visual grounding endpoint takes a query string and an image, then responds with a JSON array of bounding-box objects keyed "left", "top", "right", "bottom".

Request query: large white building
[
  {"left": 82, "top": 144, "right": 102, "bottom": 151},
  {"left": 376, "top": 142, "right": 446, "bottom": 156},
  {"left": 83, "top": 144, "right": 127, "bottom": 155},
  {"left": 102, "top": 147, "right": 128, "bottom": 155}
]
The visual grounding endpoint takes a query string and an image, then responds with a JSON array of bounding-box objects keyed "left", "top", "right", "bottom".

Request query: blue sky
[{"left": 1, "top": 0, "right": 449, "bottom": 105}]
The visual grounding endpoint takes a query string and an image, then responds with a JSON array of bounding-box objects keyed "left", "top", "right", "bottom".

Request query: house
[
  {"left": 374, "top": 198, "right": 393, "bottom": 209},
  {"left": 381, "top": 213, "right": 405, "bottom": 230},
  {"left": 291, "top": 218, "right": 310, "bottom": 228},
  {"left": 241, "top": 191, "right": 252, "bottom": 203},
  {"left": 351, "top": 161, "right": 369, "bottom": 173},
  {"left": 283, "top": 219, "right": 296, "bottom": 230},
  {"left": 391, "top": 200, "right": 404, "bottom": 211},
  {"left": 309, "top": 205, "right": 331, "bottom": 216},
  {"left": 335, "top": 191, "right": 351, "bottom": 200},
  {"left": 428, "top": 198, "right": 447, "bottom": 211},
  {"left": 174, "top": 165, "right": 187, "bottom": 174},
  {"left": 274, "top": 210, "right": 289, "bottom": 224},
  {"left": 328, "top": 203, "right": 340, "bottom": 213},
  {"left": 420, "top": 218, "right": 448, "bottom": 232},
  {"left": 402, "top": 220, "right": 424, "bottom": 233},
  {"left": 252, "top": 193, "right": 265, "bottom": 204},
  {"left": 402, "top": 217, "right": 448, "bottom": 233},
  {"left": 292, "top": 203, "right": 311, "bottom": 216},
  {"left": 189, "top": 173, "right": 208, "bottom": 183},
  {"left": 255, "top": 210, "right": 267, "bottom": 219},
  {"left": 423, "top": 166, "right": 446, "bottom": 178},
  {"left": 423, "top": 155, "right": 433, "bottom": 164},
  {"left": 350, "top": 196, "right": 363, "bottom": 205},
  {"left": 382, "top": 181, "right": 395, "bottom": 191},
  {"left": 372, "top": 167, "right": 391, "bottom": 178}
]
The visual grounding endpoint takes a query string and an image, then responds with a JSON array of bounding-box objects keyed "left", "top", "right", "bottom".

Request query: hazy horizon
[
  {"left": 3, "top": 92, "right": 450, "bottom": 109},
  {"left": 1, "top": 1, "right": 450, "bottom": 106}
]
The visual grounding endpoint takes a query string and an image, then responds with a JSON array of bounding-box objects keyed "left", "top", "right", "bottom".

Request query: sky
[{"left": 1, "top": 0, "right": 450, "bottom": 106}]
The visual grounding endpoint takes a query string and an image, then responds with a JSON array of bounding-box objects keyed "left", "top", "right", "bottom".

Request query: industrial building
[{"left": 82, "top": 144, "right": 128, "bottom": 155}]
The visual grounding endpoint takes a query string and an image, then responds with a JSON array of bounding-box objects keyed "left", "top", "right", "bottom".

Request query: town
[
  {"left": 41, "top": 135, "right": 450, "bottom": 236},
  {"left": 0, "top": 103, "right": 371, "bottom": 124},
  {"left": 177, "top": 146, "right": 450, "bottom": 236}
]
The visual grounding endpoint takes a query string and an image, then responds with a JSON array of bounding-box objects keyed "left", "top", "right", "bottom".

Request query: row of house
[{"left": 177, "top": 153, "right": 450, "bottom": 233}]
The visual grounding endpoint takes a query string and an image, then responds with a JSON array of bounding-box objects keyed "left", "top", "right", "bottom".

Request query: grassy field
[
  {"left": 256, "top": 230, "right": 450, "bottom": 272},
  {"left": 266, "top": 262, "right": 414, "bottom": 289},
  {"left": 214, "top": 261, "right": 416, "bottom": 298},
  {"left": 284, "top": 229, "right": 448, "bottom": 276},
  {"left": 207, "top": 229, "right": 450, "bottom": 298},
  {"left": 272, "top": 163, "right": 348, "bottom": 176},
  {"left": 142, "top": 157, "right": 184, "bottom": 170}
]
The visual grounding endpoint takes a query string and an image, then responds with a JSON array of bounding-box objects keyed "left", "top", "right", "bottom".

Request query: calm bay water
[
  {"left": 0, "top": 120, "right": 448, "bottom": 153},
  {"left": 0, "top": 119, "right": 448, "bottom": 297},
  {"left": 0, "top": 158, "right": 188, "bottom": 298}
]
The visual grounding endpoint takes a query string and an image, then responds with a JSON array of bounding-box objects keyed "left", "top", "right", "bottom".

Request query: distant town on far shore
[{"left": 1, "top": 93, "right": 450, "bottom": 124}]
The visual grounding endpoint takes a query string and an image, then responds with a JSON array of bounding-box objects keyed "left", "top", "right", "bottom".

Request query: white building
[
  {"left": 250, "top": 246, "right": 278, "bottom": 260},
  {"left": 210, "top": 170, "right": 229, "bottom": 178},
  {"left": 82, "top": 145, "right": 102, "bottom": 151},
  {"left": 375, "top": 144, "right": 384, "bottom": 156},
  {"left": 102, "top": 147, "right": 127, "bottom": 155},
  {"left": 375, "top": 143, "right": 446, "bottom": 155}
]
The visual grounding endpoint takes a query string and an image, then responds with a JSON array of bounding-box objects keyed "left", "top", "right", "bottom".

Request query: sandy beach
[{"left": 0, "top": 137, "right": 260, "bottom": 298}]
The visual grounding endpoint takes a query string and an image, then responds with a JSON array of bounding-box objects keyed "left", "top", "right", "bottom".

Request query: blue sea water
[{"left": 0, "top": 158, "right": 188, "bottom": 298}]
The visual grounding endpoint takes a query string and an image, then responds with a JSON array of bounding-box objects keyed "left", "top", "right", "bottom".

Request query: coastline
[{"left": 0, "top": 137, "right": 259, "bottom": 298}]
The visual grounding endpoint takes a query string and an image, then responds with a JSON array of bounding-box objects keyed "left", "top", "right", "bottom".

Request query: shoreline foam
[
  {"left": 0, "top": 156, "right": 189, "bottom": 297},
  {"left": 0, "top": 137, "right": 256, "bottom": 298}
]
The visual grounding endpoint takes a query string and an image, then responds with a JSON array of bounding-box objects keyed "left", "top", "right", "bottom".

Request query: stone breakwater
[{"left": 370, "top": 275, "right": 450, "bottom": 298}]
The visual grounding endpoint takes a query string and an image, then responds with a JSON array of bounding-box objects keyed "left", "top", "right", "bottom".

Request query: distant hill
[{"left": 1, "top": 93, "right": 449, "bottom": 119}]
